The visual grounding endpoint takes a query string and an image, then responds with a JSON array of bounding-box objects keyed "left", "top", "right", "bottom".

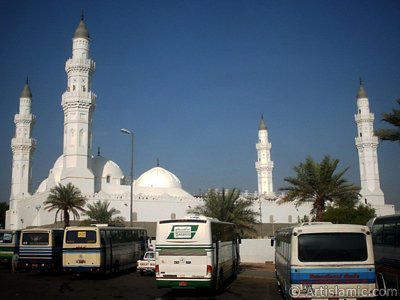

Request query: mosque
[{"left": 5, "top": 16, "right": 394, "bottom": 231}]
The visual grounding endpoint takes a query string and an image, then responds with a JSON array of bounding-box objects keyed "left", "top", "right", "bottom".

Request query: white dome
[
  {"left": 91, "top": 155, "right": 124, "bottom": 179},
  {"left": 136, "top": 166, "right": 182, "bottom": 189},
  {"left": 50, "top": 155, "right": 64, "bottom": 183}
]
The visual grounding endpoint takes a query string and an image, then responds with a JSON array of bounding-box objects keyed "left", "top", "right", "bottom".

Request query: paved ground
[{"left": 0, "top": 262, "right": 281, "bottom": 300}]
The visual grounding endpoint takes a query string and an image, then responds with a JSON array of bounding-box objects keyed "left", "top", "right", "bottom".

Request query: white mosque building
[{"left": 5, "top": 16, "right": 394, "bottom": 231}]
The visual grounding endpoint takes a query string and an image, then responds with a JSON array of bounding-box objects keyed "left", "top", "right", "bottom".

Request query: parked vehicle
[
  {"left": 156, "top": 215, "right": 240, "bottom": 290},
  {"left": 367, "top": 214, "right": 400, "bottom": 297},
  {"left": 0, "top": 230, "right": 21, "bottom": 266},
  {"left": 63, "top": 225, "right": 148, "bottom": 273},
  {"left": 137, "top": 251, "right": 155, "bottom": 275},
  {"left": 19, "top": 228, "right": 64, "bottom": 271},
  {"left": 272, "top": 222, "right": 376, "bottom": 299}
]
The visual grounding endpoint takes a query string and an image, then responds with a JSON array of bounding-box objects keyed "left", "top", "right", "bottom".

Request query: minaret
[
  {"left": 255, "top": 115, "right": 274, "bottom": 196},
  {"left": 354, "top": 80, "right": 384, "bottom": 205},
  {"left": 60, "top": 14, "right": 96, "bottom": 192},
  {"left": 10, "top": 80, "right": 36, "bottom": 199}
]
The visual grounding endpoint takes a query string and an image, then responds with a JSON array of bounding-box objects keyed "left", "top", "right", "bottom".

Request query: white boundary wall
[{"left": 240, "top": 238, "right": 275, "bottom": 263}]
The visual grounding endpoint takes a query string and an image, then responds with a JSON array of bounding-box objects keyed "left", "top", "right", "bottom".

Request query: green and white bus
[
  {"left": 155, "top": 216, "right": 240, "bottom": 290},
  {"left": 0, "top": 230, "right": 21, "bottom": 265},
  {"left": 63, "top": 225, "right": 148, "bottom": 274}
]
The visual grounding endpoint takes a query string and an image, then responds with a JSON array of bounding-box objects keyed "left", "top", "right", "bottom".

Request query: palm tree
[
  {"left": 44, "top": 183, "right": 87, "bottom": 228},
  {"left": 279, "top": 155, "right": 360, "bottom": 221},
  {"left": 82, "top": 200, "right": 125, "bottom": 226},
  {"left": 375, "top": 98, "right": 400, "bottom": 143},
  {"left": 188, "top": 188, "right": 259, "bottom": 236}
]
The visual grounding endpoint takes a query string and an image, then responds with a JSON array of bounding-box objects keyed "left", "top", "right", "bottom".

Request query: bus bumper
[{"left": 156, "top": 278, "right": 213, "bottom": 289}]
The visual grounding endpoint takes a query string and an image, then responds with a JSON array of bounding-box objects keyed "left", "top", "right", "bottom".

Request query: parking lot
[{"left": 0, "top": 263, "right": 281, "bottom": 299}]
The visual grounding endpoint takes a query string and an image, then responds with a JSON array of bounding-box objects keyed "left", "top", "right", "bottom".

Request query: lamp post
[
  {"left": 35, "top": 204, "right": 41, "bottom": 227},
  {"left": 121, "top": 128, "right": 134, "bottom": 227}
]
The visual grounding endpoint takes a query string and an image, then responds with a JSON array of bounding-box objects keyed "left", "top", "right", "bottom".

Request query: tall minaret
[
  {"left": 354, "top": 80, "right": 384, "bottom": 205},
  {"left": 10, "top": 80, "right": 36, "bottom": 199},
  {"left": 255, "top": 115, "right": 274, "bottom": 197},
  {"left": 60, "top": 14, "right": 96, "bottom": 192}
]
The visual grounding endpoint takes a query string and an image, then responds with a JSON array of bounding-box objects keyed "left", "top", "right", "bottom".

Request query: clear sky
[{"left": 1, "top": 0, "right": 399, "bottom": 210}]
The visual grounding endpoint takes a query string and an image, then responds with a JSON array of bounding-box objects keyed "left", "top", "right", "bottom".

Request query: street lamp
[
  {"left": 35, "top": 205, "right": 41, "bottom": 227},
  {"left": 120, "top": 128, "right": 134, "bottom": 227}
]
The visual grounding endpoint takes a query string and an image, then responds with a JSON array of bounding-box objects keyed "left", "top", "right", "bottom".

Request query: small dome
[
  {"left": 136, "top": 167, "right": 182, "bottom": 189},
  {"left": 73, "top": 19, "right": 90, "bottom": 39},
  {"left": 20, "top": 82, "right": 32, "bottom": 98},
  {"left": 92, "top": 155, "right": 124, "bottom": 179},
  {"left": 258, "top": 116, "right": 267, "bottom": 130},
  {"left": 357, "top": 81, "right": 368, "bottom": 99}
]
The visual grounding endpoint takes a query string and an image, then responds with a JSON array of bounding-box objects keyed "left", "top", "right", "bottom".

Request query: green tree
[
  {"left": 280, "top": 155, "right": 360, "bottom": 222},
  {"left": 188, "top": 188, "right": 259, "bottom": 237},
  {"left": 44, "top": 183, "right": 87, "bottom": 228},
  {"left": 375, "top": 99, "right": 400, "bottom": 142},
  {"left": 0, "top": 202, "right": 9, "bottom": 229},
  {"left": 323, "top": 201, "right": 376, "bottom": 225},
  {"left": 82, "top": 200, "right": 125, "bottom": 226}
]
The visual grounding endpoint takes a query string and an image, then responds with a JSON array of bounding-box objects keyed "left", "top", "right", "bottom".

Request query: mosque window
[
  {"left": 288, "top": 215, "right": 292, "bottom": 223},
  {"left": 73, "top": 85, "right": 76, "bottom": 91},
  {"left": 82, "top": 85, "right": 86, "bottom": 92},
  {"left": 269, "top": 215, "right": 274, "bottom": 223},
  {"left": 171, "top": 213, "right": 176, "bottom": 219},
  {"left": 106, "top": 175, "right": 110, "bottom": 183},
  {"left": 132, "top": 212, "right": 138, "bottom": 221}
]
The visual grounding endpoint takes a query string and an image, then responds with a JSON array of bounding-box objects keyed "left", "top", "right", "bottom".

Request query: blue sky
[{"left": 1, "top": 0, "right": 399, "bottom": 209}]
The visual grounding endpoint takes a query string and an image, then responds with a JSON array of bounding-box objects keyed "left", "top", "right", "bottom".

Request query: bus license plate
[{"left": 179, "top": 281, "right": 188, "bottom": 287}]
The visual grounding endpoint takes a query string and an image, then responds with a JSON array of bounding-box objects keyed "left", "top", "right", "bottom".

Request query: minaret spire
[
  {"left": 255, "top": 114, "right": 274, "bottom": 197},
  {"left": 354, "top": 80, "right": 384, "bottom": 205}
]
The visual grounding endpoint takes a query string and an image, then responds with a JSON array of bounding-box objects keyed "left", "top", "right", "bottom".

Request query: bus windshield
[
  {"left": 298, "top": 233, "right": 367, "bottom": 262},
  {"left": 66, "top": 230, "right": 97, "bottom": 244},
  {"left": 0, "top": 232, "right": 13, "bottom": 243},
  {"left": 22, "top": 233, "right": 49, "bottom": 245}
]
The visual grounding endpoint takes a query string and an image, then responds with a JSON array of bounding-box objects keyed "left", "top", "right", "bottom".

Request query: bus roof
[{"left": 276, "top": 223, "right": 371, "bottom": 234}]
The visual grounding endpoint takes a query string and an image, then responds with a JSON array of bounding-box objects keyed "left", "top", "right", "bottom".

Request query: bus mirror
[{"left": 270, "top": 237, "right": 275, "bottom": 247}]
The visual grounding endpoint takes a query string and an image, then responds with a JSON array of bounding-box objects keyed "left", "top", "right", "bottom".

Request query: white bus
[
  {"left": 19, "top": 228, "right": 64, "bottom": 271},
  {"left": 155, "top": 216, "right": 240, "bottom": 290},
  {"left": 367, "top": 214, "right": 399, "bottom": 296},
  {"left": 63, "top": 226, "right": 148, "bottom": 274},
  {"left": 0, "top": 230, "right": 21, "bottom": 266},
  {"left": 273, "top": 223, "right": 376, "bottom": 299}
]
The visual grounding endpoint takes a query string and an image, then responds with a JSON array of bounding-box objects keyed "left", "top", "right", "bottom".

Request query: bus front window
[
  {"left": 22, "top": 233, "right": 49, "bottom": 245},
  {"left": 298, "top": 233, "right": 368, "bottom": 262},
  {"left": 66, "top": 230, "right": 97, "bottom": 244}
]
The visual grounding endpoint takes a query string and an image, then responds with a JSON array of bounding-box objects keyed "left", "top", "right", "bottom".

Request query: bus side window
[
  {"left": 373, "top": 224, "right": 384, "bottom": 244},
  {"left": 100, "top": 231, "right": 106, "bottom": 246}
]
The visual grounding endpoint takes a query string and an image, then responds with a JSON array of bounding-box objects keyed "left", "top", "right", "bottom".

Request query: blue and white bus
[
  {"left": 273, "top": 223, "right": 376, "bottom": 299},
  {"left": 63, "top": 226, "right": 148, "bottom": 273},
  {"left": 19, "top": 228, "right": 64, "bottom": 271},
  {"left": 367, "top": 214, "right": 399, "bottom": 297}
]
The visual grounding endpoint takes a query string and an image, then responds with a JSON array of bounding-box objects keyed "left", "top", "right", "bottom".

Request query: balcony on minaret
[
  {"left": 14, "top": 114, "right": 36, "bottom": 124},
  {"left": 355, "top": 136, "right": 378, "bottom": 147},
  {"left": 11, "top": 137, "right": 37, "bottom": 150},
  {"left": 354, "top": 113, "right": 374, "bottom": 123},
  {"left": 61, "top": 91, "right": 97, "bottom": 108},
  {"left": 65, "top": 58, "right": 95, "bottom": 72}
]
